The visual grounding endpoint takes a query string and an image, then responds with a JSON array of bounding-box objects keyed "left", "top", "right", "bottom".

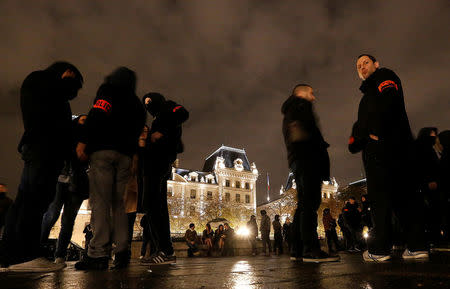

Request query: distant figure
[
  {"left": 349, "top": 54, "right": 427, "bottom": 261},
  {"left": 141, "top": 92, "right": 189, "bottom": 265},
  {"left": 222, "top": 223, "right": 235, "bottom": 256},
  {"left": 282, "top": 83, "right": 339, "bottom": 263},
  {"left": 438, "top": 131, "right": 450, "bottom": 241},
  {"left": 0, "top": 183, "right": 13, "bottom": 237},
  {"left": 0, "top": 62, "right": 83, "bottom": 272},
  {"left": 75, "top": 67, "right": 146, "bottom": 270},
  {"left": 139, "top": 214, "right": 151, "bottom": 259},
  {"left": 247, "top": 215, "right": 258, "bottom": 256},
  {"left": 185, "top": 223, "right": 199, "bottom": 257},
  {"left": 202, "top": 224, "right": 214, "bottom": 256},
  {"left": 260, "top": 210, "right": 271, "bottom": 256},
  {"left": 214, "top": 224, "right": 225, "bottom": 253},
  {"left": 360, "top": 195, "right": 372, "bottom": 229},
  {"left": 323, "top": 208, "right": 340, "bottom": 253},
  {"left": 83, "top": 223, "right": 93, "bottom": 254},
  {"left": 272, "top": 215, "right": 283, "bottom": 255},
  {"left": 343, "top": 197, "right": 363, "bottom": 252}
]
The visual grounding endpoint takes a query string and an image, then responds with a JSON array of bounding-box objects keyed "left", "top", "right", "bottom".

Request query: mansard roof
[
  {"left": 174, "top": 168, "right": 217, "bottom": 184},
  {"left": 202, "top": 145, "right": 251, "bottom": 172}
]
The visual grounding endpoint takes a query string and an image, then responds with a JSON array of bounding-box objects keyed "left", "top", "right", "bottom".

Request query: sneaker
[
  {"left": 8, "top": 257, "right": 66, "bottom": 273},
  {"left": 402, "top": 249, "right": 429, "bottom": 259},
  {"left": 363, "top": 250, "right": 391, "bottom": 262},
  {"left": 75, "top": 256, "right": 109, "bottom": 270},
  {"left": 303, "top": 251, "right": 340, "bottom": 263},
  {"left": 148, "top": 252, "right": 175, "bottom": 265}
]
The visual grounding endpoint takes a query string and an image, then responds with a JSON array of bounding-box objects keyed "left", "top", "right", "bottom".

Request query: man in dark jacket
[
  {"left": 260, "top": 210, "right": 271, "bottom": 256},
  {"left": 272, "top": 215, "right": 283, "bottom": 255},
  {"left": 350, "top": 54, "right": 427, "bottom": 261},
  {"left": 282, "top": 84, "right": 339, "bottom": 263},
  {"left": 0, "top": 62, "right": 82, "bottom": 272},
  {"left": 141, "top": 92, "right": 189, "bottom": 265},
  {"left": 75, "top": 67, "right": 146, "bottom": 270},
  {"left": 343, "top": 197, "right": 363, "bottom": 251}
]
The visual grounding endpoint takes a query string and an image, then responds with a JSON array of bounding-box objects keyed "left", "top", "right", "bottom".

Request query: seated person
[
  {"left": 185, "top": 223, "right": 200, "bottom": 257},
  {"left": 214, "top": 224, "right": 225, "bottom": 252},
  {"left": 222, "top": 223, "right": 235, "bottom": 256},
  {"left": 202, "top": 223, "right": 214, "bottom": 256}
]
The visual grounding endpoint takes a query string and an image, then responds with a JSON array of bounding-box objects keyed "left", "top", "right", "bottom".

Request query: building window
[
  {"left": 207, "top": 178, "right": 212, "bottom": 184},
  {"left": 190, "top": 189, "right": 196, "bottom": 199},
  {"left": 190, "top": 176, "right": 196, "bottom": 182},
  {"left": 236, "top": 181, "right": 241, "bottom": 188},
  {"left": 225, "top": 180, "right": 230, "bottom": 187},
  {"left": 207, "top": 191, "right": 213, "bottom": 200},
  {"left": 236, "top": 194, "right": 240, "bottom": 203},
  {"left": 189, "top": 206, "right": 195, "bottom": 216},
  {"left": 225, "top": 192, "right": 230, "bottom": 202},
  {"left": 245, "top": 194, "right": 250, "bottom": 203},
  {"left": 245, "top": 182, "right": 250, "bottom": 190},
  {"left": 167, "top": 189, "right": 173, "bottom": 197}
]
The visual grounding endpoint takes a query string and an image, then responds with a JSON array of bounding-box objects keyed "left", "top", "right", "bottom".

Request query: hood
[
  {"left": 142, "top": 92, "right": 166, "bottom": 116},
  {"left": 105, "top": 67, "right": 136, "bottom": 92},
  {"left": 46, "top": 61, "right": 83, "bottom": 100}
]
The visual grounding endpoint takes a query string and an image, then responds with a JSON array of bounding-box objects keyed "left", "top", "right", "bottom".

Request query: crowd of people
[{"left": 0, "top": 52, "right": 448, "bottom": 272}]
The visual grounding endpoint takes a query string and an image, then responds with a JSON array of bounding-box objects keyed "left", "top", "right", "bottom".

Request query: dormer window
[{"left": 234, "top": 158, "right": 244, "bottom": 171}]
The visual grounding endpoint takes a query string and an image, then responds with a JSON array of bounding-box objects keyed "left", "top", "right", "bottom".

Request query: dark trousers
[
  {"left": 140, "top": 234, "right": 150, "bottom": 257},
  {"left": 291, "top": 163, "right": 322, "bottom": 256},
  {"left": 142, "top": 159, "right": 173, "bottom": 256},
  {"left": 0, "top": 151, "right": 63, "bottom": 265},
  {"left": 261, "top": 232, "right": 271, "bottom": 254},
  {"left": 186, "top": 241, "right": 198, "bottom": 257},
  {"left": 248, "top": 236, "right": 257, "bottom": 254},
  {"left": 127, "top": 212, "right": 137, "bottom": 247},
  {"left": 273, "top": 233, "right": 283, "bottom": 254},
  {"left": 325, "top": 229, "right": 340, "bottom": 252},
  {"left": 40, "top": 182, "right": 84, "bottom": 258},
  {"left": 364, "top": 146, "right": 426, "bottom": 255}
]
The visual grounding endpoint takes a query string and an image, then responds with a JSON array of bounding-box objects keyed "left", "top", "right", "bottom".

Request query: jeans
[
  {"left": 0, "top": 147, "right": 63, "bottom": 265},
  {"left": 261, "top": 232, "right": 271, "bottom": 254},
  {"left": 87, "top": 150, "right": 131, "bottom": 258},
  {"left": 40, "top": 182, "right": 84, "bottom": 258},
  {"left": 142, "top": 159, "right": 174, "bottom": 256}
]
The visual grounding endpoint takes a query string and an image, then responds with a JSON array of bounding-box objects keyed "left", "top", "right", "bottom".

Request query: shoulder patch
[
  {"left": 378, "top": 80, "right": 398, "bottom": 93},
  {"left": 93, "top": 99, "right": 112, "bottom": 113}
]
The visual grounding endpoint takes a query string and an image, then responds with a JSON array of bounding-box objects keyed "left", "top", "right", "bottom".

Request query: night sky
[{"left": 1, "top": 1, "right": 449, "bottom": 204}]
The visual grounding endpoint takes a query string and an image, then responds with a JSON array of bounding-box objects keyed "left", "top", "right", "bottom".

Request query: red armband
[
  {"left": 349, "top": 136, "right": 355, "bottom": 144},
  {"left": 378, "top": 80, "right": 398, "bottom": 93},
  {"left": 173, "top": 106, "right": 183, "bottom": 112},
  {"left": 93, "top": 99, "right": 112, "bottom": 113}
]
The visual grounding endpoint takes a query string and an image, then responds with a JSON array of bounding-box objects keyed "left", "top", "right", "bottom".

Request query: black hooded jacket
[
  {"left": 281, "top": 96, "right": 330, "bottom": 179},
  {"left": 81, "top": 67, "right": 146, "bottom": 157},
  {"left": 349, "top": 68, "right": 413, "bottom": 157},
  {"left": 19, "top": 61, "right": 83, "bottom": 160},
  {"left": 143, "top": 94, "right": 189, "bottom": 164},
  {"left": 412, "top": 127, "right": 440, "bottom": 191}
]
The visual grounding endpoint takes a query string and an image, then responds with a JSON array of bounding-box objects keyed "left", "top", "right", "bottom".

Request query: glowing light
[
  {"left": 236, "top": 227, "right": 250, "bottom": 237},
  {"left": 362, "top": 226, "right": 369, "bottom": 239}
]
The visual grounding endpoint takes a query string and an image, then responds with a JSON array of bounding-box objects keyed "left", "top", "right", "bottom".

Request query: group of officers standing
[
  {"left": 0, "top": 64, "right": 188, "bottom": 272},
  {"left": 0, "top": 52, "right": 447, "bottom": 272}
]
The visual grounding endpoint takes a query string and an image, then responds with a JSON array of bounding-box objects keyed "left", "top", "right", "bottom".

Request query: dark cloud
[{"left": 1, "top": 0, "right": 449, "bottom": 203}]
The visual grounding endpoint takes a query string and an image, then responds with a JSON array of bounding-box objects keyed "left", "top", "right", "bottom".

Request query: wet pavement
[{"left": 1, "top": 251, "right": 449, "bottom": 289}]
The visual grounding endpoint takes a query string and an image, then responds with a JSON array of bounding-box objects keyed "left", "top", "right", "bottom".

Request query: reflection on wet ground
[{"left": 1, "top": 252, "right": 449, "bottom": 289}]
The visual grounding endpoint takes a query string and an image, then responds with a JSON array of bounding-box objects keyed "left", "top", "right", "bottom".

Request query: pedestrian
[
  {"left": 0, "top": 62, "right": 83, "bottom": 272},
  {"left": 437, "top": 130, "right": 450, "bottom": 242},
  {"left": 322, "top": 208, "right": 341, "bottom": 253},
  {"left": 282, "top": 217, "right": 292, "bottom": 253},
  {"left": 83, "top": 223, "right": 93, "bottom": 253},
  {"left": 40, "top": 114, "right": 89, "bottom": 265},
  {"left": 140, "top": 92, "right": 189, "bottom": 265},
  {"left": 185, "top": 223, "right": 199, "bottom": 257},
  {"left": 360, "top": 195, "right": 372, "bottom": 229},
  {"left": 0, "top": 184, "right": 13, "bottom": 238},
  {"left": 338, "top": 210, "right": 352, "bottom": 250},
  {"left": 343, "top": 197, "right": 363, "bottom": 252},
  {"left": 282, "top": 84, "right": 339, "bottom": 262},
  {"left": 202, "top": 223, "right": 214, "bottom": 256},
  {"left": 272, "top": 215, "right": 283, "bottom": 255},
  {"left": 260, "top": 210, "right": 271, "bottom": 256},
  {"left": 349, "top": 54, "right": 428, "bottom": 261},
  {"left": 413, "top": 127, "right": 442, "bottom": 245},
  {"left": 75, "top": 67, "right": 146, "bottom": 270},
  {"left": 247, "top": 215, "right": 258, "bottom": 256}
]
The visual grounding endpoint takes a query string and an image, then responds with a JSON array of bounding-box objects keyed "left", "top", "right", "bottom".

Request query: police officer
[
  {"left": 349, "top": 54, "right": 428, "bottom": 261},
  {"left": 0, "top": 62, "right": 83, "bottom": 272}
]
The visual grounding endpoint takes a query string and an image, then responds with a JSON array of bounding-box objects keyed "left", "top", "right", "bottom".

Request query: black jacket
[
  {"left": 145, "top": 100, "right": 189, "bottom": 163},
  {"left": 19, "top": 62, "right": 83, "bottom": 160},
  {"left": 349, "top": 68, "right": 413, "bottom": 157},
  {"left": 282, "top": 96, "right": 330, "bottom": 179},
  {"left": 412, "top": 128, "right": 441, "bottom": 191},
  {"left": 81, "top": 68, "right": 146, "bottom": 157}
]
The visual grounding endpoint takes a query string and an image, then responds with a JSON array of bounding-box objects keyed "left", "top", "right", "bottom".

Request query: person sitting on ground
[
  {"left": 214, "top": 224, "right": 225, "bottom": 253},
  {"left": 222, "top": 223, "right": 235, "bottom": 256},
  {"left": 185, "top": 223, "right": 200, "bottom": 257},
  {"left": 202, "top": 223, "right": 214, "bottom": 256}
]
